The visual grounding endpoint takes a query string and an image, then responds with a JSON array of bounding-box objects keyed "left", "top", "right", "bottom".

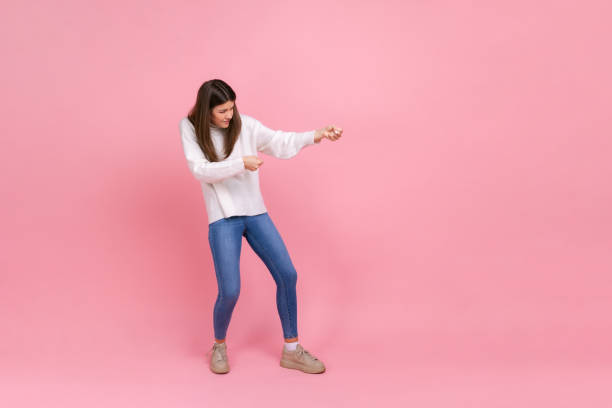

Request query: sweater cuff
[
  {"left": 233, "top": 157, "right": 246, "bottom": 171},
  {"left": 303, "top": 130, "right": 316, "bottom": 146}
]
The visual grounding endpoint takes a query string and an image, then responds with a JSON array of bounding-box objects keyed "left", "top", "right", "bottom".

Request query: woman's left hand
[{"left": 314, "top": 125, "right": 343, "bottom": 143}]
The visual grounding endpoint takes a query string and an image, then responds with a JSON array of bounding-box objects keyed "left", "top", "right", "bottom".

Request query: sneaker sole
[
  {"left": 210, "top": 366, "right": 230, "bottom": 374},
  {"left": 280, "top": 359, "right": 325, "bottom": 374}
]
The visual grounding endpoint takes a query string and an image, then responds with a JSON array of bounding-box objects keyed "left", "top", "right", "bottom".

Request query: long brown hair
[{"left": 186, "top": 79, "right": 242, "bottom": 162}]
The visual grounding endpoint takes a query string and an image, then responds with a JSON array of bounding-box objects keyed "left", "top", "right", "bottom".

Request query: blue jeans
[{"left": 208, "top": 212, "right": 298, "bottom": 340}]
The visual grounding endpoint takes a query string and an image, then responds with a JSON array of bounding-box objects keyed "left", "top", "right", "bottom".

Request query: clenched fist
[
  {"left": 242, "top": 155, "right": 264, "bottom": 171},
  {"left": 314, "top": 125, "right": 343, "bottom": 143}
]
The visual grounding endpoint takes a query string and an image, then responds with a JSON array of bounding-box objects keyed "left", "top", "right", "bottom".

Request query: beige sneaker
[
  {"left": 280, "top": 343, "right": 326, "bottom": 374},
  {"left": 207, "top": 342, "right": 230, "bottom": 374}
]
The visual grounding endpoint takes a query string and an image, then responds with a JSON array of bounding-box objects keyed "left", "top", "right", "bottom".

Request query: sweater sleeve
[
  {"left": 251, "top": 117, "right": 316, "bottom": 159},
  {"left": 179, "top": 119, "right": 246, "bottom": 184}
]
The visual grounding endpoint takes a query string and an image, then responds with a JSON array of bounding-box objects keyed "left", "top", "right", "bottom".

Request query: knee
[
  {"left": 283, "top": 267, "right": 298, "bottom": 287},
  {"left": 220, "top": 285, "right": 240, "bottom": 303}
]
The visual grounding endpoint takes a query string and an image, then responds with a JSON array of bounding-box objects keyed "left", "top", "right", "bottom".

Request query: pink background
[{"left": 2, "top": 0, "right": 611, "bottom": 406}]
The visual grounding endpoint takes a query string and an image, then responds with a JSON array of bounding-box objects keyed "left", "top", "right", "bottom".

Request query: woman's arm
[
  {"left": 253, "top": 117, "right": 316, "bottom": 159},
  {"left": 179, "top": 119, "right": 246, "bottom": 184}
]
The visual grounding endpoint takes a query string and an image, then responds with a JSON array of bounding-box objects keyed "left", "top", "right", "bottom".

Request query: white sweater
[{"left": 179, "top": 114, "right": 317, "bottom": 224}]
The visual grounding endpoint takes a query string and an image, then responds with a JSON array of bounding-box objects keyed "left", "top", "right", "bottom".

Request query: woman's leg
[
  {"left": 243, "top": 212, "right": 299, "bottom": 340},
  {"left": 208, "top": 217, "right": 245, "bottom": 342}
]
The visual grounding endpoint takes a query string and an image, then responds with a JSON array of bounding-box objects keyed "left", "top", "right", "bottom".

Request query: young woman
[{"left": 179, "top": 79, "right": 342, "bottom": 374}]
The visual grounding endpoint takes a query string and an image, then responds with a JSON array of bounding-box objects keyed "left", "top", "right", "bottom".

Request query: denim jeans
[{"left": 208, "top": 212, "right": 298, "bottom": 340}]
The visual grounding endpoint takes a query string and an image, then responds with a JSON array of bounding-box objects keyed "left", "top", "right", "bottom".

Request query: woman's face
[{"left": 211, "top": 100, "right": 235, "bottom": 128}]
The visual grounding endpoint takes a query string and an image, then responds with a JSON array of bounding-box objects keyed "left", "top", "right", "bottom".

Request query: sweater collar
[{"left": 209, "top": 124, "right": 224, "bottom": 134}]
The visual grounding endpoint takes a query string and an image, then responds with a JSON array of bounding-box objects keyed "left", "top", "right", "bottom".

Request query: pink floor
[{"left": 2, "top": 330, "right": 610, "bottom": 406}]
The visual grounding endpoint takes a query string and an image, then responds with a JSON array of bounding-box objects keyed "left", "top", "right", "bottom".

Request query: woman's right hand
[{"left": 243, "top": 155, "right": 264, "bottom": 171}]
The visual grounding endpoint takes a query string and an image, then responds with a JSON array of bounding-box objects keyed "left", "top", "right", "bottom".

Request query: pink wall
[{"left": 1, "top": 0, "right": 611, "bottom": 406}]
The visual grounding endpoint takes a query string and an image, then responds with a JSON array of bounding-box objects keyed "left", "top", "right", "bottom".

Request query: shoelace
[
  {"left": 206, "top": 344, "right": 227, "bottom": 362},
  {"left": 296, "top": 347, "right": 319, "bottom": 361}
]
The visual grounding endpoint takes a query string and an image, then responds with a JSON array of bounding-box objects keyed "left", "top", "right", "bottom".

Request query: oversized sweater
[{"left": 179, "top": 114, "right": 317, "bottom": 224}]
